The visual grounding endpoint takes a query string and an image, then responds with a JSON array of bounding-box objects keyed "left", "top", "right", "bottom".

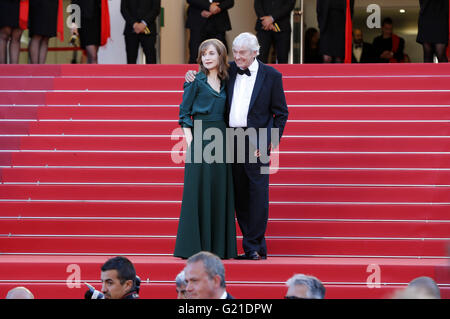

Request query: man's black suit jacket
[
  {"left": 185, "top": 0, "right": 234, "bottom": 33},
  {"left": 254, "top": 0, "right": 296, "bottom": 33},
  {"left": 226, "top": 60, "right": 289, "bottom": 150},
  {"left": 120, "top": 0, "right": 161, "bottom": 35},
  {"left": 352, "top": 42, "right": 376, "bottom": 63},
  {"left": 317, "top": 0, "right": 354, "bottom": 33}
]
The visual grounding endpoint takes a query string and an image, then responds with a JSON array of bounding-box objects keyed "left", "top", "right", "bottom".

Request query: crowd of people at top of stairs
[{"left": 0, "top": 1, "right": 448, "bottom": 65}]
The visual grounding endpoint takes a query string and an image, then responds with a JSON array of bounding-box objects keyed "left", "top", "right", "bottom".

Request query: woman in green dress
[{"left": 174, "top": 39, "right": 237, "bottom": 259}]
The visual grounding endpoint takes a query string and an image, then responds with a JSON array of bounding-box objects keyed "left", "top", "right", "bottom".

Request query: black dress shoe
[
  {"left": 235, "top": 252, "right": 266, "bottom": 260},
  {"left": 247, "top": 251, "right": 262, "bottom": 260}
]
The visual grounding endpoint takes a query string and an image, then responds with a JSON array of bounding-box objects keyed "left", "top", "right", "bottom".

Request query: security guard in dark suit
[
  {"left": 186, "top": 0, "right": 234, "bottom": 64},
  {"left": 121, "top": 0, "right": 161, "bottom": 64},
  {"left": 254, "top": 0, "right": 296, "bottom": 64}
]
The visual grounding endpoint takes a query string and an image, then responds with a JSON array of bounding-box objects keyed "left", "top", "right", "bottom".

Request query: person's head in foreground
[
  {"left": 184, "top": 251, "right": 227, "bottom": 299},
  {"left": 285, "top": 274, "right": 326, "bottom": 299},
  {"left": 101, "top": 256, "right": 139, "bottom": 299},
  {"left": 392, "top": 276, "right": 441, "bottom": 299},
  {"left": 175, "top": 270, "right": 187, "bottom": 299},
  {"left": 6, "top": 287, "right": 34, "bottom": 299}
]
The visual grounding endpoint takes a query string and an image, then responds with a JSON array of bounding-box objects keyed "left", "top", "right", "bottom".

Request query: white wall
[
  {"left": 227, "top": 1, "right": 258, "bottom": 60},
  {"left": 160, "top": 0, "right": 186, "bottom": 64},
  {"left": 98, "top": 0, "right": 127, "bottom": 64}
]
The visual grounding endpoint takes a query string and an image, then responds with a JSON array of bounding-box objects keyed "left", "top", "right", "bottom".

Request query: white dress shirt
[
  {"left": 229, "top": 58, "right": 259, "bottom": 128},
  {"left": 220, "top": 291, "right": 228, "bottom": 299},
  {"left": 353, "top": 44, "right": 363, "bottom": 63}
]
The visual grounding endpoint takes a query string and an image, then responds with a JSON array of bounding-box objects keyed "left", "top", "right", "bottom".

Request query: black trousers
[
  {"left": 231, "top": 132, "right": 270, "bottom": 257},
  {"left": 188, "top": 28, "right": 227, "bottom": 64},
  {"left": 257, "top": 30, "right": 291, "bottom": 64},
  {"left": 124, "top": 33, "right": 157, "bottom": 64}
]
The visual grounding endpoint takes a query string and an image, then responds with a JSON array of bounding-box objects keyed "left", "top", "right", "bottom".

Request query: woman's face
[{"left": 201, "top": 44, "right": 220, "bottom": 71}]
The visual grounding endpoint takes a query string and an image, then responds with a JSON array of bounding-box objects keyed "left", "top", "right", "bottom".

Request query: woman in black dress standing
[
  {"left": 316, "top": 0, "right": 354, "bottom": 63},
  {"left": 72, "top": 0, "right": 110, "bottom": 64},
  {"left": 28, "top": 0, "right": 60, "bottom": 64},
  {"left": 417, "top": 0, "right": 449, "bottom": 63},
  {"left": 174, "top": 39, "right": 237, "bottom": 260},
  {"left": 304, "top": 28, "right": 322, "bottom": 63},
  {"left": 0, "top": 0, "right": 23, "bottom": 64}
]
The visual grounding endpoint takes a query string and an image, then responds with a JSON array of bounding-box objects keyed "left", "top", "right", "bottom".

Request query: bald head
[
  {"left": 408, "top": 276, "right": 441, "bottom": 299},
  {"left": 6, "top": 287, "right": 34, "bottom": 299},
  {"left": 353, "top": 28, "right": 363, "bottom": 45}
]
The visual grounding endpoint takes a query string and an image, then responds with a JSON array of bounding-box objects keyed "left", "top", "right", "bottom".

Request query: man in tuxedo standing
[
  {"left": 352, "top": 28, "right": 376, "bottom": 63},
  {"left": 254, "top": 0, "right": 296, "bottom": 63},
  {"left": 121, "top": 0, "right": 160, "bottom": 64},
  {"left": 228, "top": 32, "right": 288, "bottom": 260},
  {"left": 186, "top": 0, "right": 234, "bottom": 64},
  {"left": 186, "top": 32, "right": 289, "bottom": 260}
]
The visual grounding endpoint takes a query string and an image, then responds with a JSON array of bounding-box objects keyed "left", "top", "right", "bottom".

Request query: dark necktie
[{"left": 237, "top": 68, "right": 251, "bottom": 76}]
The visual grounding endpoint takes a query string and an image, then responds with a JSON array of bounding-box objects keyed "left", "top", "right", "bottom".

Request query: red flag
[
  {"left": 100, "top": 0, "right": 111, "bottom": 46},
  {"left": 57, "top": 0, "right": 64, "bottom": 42},
  {"left": 390, "top": 34, "right": 400, "bottom": 63},
  {"left": 19, "top": 0, "right": 29, "bottom": 30},
  {"left": 344, "top": 0, "right": 353, "bottom": 63}
]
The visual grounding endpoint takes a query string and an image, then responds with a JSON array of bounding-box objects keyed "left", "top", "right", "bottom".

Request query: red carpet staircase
[{"left": 0, "top": 64, "right": 449, "bottom": 299}]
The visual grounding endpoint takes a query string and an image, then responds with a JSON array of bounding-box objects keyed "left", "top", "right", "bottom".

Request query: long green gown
[{"left": 174, "top": 71, "right": 237, "bottom": 259}]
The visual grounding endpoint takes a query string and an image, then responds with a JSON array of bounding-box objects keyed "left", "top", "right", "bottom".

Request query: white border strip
[
  {"left": 1, "top": 74, "right": 450, "bottom": 79},
  {"left": 1, "top": 166, "right": 450, "bottom": 171},
  {"left": 0, "top": 119, "right": 177, "bottom": 122},
  {"left": 1, "top": 104, "right": 450, "bottom": 108},
  {"left": 2, "top": 119, "right": 448, "bottom": 123},
  {"left": 1, "top": 216, "right": 449, "bottom": 223},
  {"left": 1, "top": 150, "right": 450, "bottom": 155},
  {"left": 0, "top": 75, "right": 185, "bottom": 79},
  {"left": 0, "top": 199, "right": 450, "bottom": 205},
  {"left": 0, "top": 90, "right": 183, "bottom": 93},
  {"left": 0, "top": 281, "right": 445, "bottom": 288},
  {"left": 1, "top": 134, "right": 449, "bottom": 139},
  {"left": 1, "top": 251, "right": 448, "bottom": 259},
  {"left": 1, "top": 233, "right": 448, "bottom": 241},
  {"left": 2, "top": 182, "right": 450, "bottom": 188},
  {"left": 2, "top": 89, "right": 450, "bottom": 93},
  {"left": 0, "top": 104, "right": 180, "bottom": 107}
]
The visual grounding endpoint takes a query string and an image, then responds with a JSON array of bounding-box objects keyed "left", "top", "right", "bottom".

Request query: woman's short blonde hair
[{"left": 197, "top": 38, "right": 229, "bottom": 81}]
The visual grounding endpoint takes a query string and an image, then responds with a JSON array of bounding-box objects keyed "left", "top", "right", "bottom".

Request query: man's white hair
[
  {"left": 232, "top": 32, "right": 260, "bottom": 55},
  {"left": 6, "top": 287, "right": 34, "bottom": 299}
]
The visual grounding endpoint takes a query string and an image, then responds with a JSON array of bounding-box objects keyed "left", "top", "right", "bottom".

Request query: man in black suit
[
  {"left": 254, "top": 0, "right": 296, "bottom": 63},
  {"left": 184, "top": 251, "right": 234, "bottom": 299},
  {"left": 228, "top": 32, "right": 288, "bottom": 260},
  {"left": 186, "top": 32, "right": 289, "bottom": 261},
  {"left": 121, "top": 0, "right": 160, "bottom": 64},
  {"left": 186, "top": 0, "right": 234, "bottom": 64},
  {"left": 372, "top": 17, "right": 405, "bottom": 63},
  {"left": 316, "top": 0, "right": 354, "bottom": 63},
  {"left": 352, "top": 28, "right": 375, "bottom": 63}
]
